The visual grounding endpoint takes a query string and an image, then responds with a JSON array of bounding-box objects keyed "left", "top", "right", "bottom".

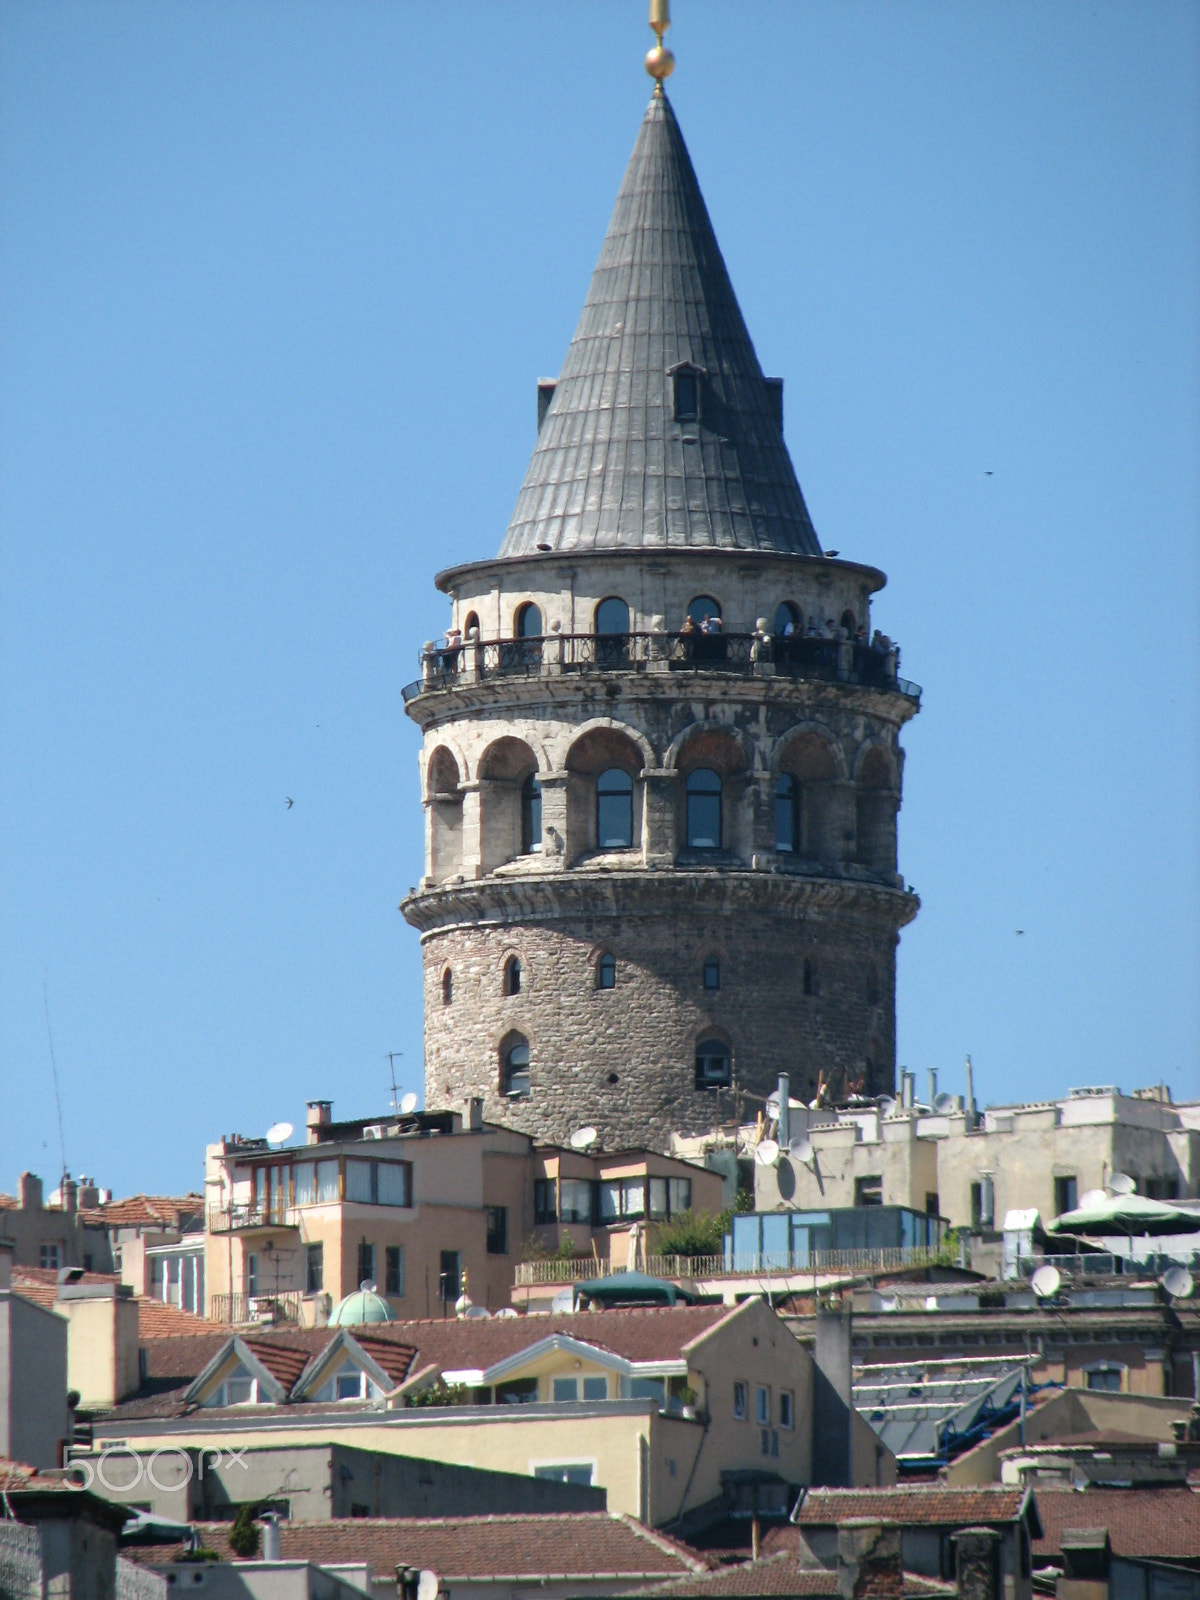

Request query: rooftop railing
[
  {"left": 207, "top": 1202, "right": 298, "bottom": 1234},
  {"left": 404, "top": 632, "right": 920, "bottom": 705},
  {"left": 514, "top": 1246, "right": 934, "bottom": 1287}
]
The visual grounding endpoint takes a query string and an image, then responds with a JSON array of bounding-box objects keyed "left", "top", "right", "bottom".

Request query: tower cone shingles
[{"left": 501, "top": 92, "right": 822, "bottom": 558}]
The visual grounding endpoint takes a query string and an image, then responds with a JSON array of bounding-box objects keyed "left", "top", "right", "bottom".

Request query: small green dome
[{"left": 328, "top": 1283, "right": 395, "bottom": 1326}]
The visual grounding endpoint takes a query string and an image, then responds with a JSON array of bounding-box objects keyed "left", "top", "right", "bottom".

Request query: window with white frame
[
  {"left": 345, "top": 1159, "right": 412, "bottom": 1207},
  {"left": 648, "top": 1176, "right": 693, "bottom": 1219},
  {"left": 311, "top": 1359, "right": 381, "bottom": 1404},
  {"left": 560, "top": 1179, "right": 592, "bottom": 1224},
  {"left": 733, "top": 1381, "right": 747, "bottom": 1419},
  {"left": 599, "top": 1178, "right": 645, "bottom": 1222},
  {"left": 204, "top": 1365, "right": 260, "bottom": 1407},
  {"left": 39, "top": 1243, "right": 60, "bottom": 1271}
]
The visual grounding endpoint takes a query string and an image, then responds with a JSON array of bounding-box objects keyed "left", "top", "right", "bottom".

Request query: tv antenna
[
  {"left": 387, "top": 1051, "right": 403, "bottom": 1114},
  {"left": 43, "top": 984, "right": 69, "bottom": 1192}
]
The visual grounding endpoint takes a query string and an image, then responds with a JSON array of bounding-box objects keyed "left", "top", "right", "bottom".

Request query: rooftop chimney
[
  {"left": 18, "top": 1172, "right": 43, "bottom": 1211},
  {"left": 77, "top": 1177, "right": 100, "bottom": 1209},
  {"left": 776, "top": 1075, "right": 790, "bottom": 1146},
  {"left": 306, "top": 1101, "right": 332, "bottom": 1144},
  {"left": 467, "top": 1097, "right": 484, "bottom": 1132},
  {"left": 955, "top": 1527, "right": 1001, "bottom": 1600},
  {"left": 259, "top": 1516, "right": 282, "bottom": 1562},
  {"left": 837, "top": 1523, "right": 903, "bottom": 1600},
  {"left": 813, "top": 1305, "right": 853, "bottom": 1486},
  {"left": 62, "top": 1177, "right": 77, "bottom": 1215}
]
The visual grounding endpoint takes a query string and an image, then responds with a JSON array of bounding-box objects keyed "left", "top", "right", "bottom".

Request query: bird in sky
[
  {"left": 1015, "top": 929, "right": 1024, "bottom": 935},
  {"left": 984, "top": 470, "right": 994, "bottom": 476},
  {"left": 285, "top": 797, "right": 294, "bottom": 809}
]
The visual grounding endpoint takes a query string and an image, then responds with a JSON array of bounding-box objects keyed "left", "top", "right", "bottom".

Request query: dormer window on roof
[{"left": 670, "top": 362, "right": 704, "bottom": 424}]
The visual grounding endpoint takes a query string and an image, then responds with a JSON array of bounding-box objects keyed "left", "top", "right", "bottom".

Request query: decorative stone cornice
[{"left": 401, "top": 868, "right": 919, "bottom": 937}]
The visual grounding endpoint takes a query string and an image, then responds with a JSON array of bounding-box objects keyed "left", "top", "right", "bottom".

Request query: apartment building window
[
  {"left": 534, "top": 1464, "right": 593, "bottom": 1486},
  {"left": 534, "top": 1179, "right": 557, "bottom": 1224},
  {"left": 1054, "top": 1176, "right": 1077, "bottom": 1216},
  {"left": 496, "top": 1377, "right": 538, "bottom": 1404},
  {"left": 439, "top": 1251, "right": 461, "bottom": 1304},
  {"left": 554, "top": 1375, "right": 608, "bottom": 1402},
  {"left": 487, "top": 1206, "right": 508, "bottom": 1255},
  {"left": 247, "top": 1254, "right": 258, "bottom": 1297},
  {"left": 306, "top": 1244, "right": 324, "bottom": 1294},
  {"left": 39, "top": 1243, "right": 60, "bottom": 1271},
  {"left": 386, "top": 1246, "right": 405, "bottom": 1297},
  {"left": 599, "top": 1178, "right": 645, "bottom": 1222},
  {"left": 971, "top": 1175, "right": 995, "bottom": 1229},
  {"left": 733, "top": 1382, "right": 747, "bottom": 1420},
  {"left": 560, "top": 1179, "right": 594, "bottom": 1225},
  {"left": 855, "top": 1175, "right": 883, "bottom": 1207},
  {"left": 925, "top": 1192, "right": 940, "bottom": 1217},
  {"left": 756, "top": 1386, "right": 770, "bottom": 1426},
  {"left": 345, "top": 1159, "right": 412, "bottom": 1208},
  {"left": 357, "top": 1241, "right": 375, "bottom": 1286},
  {"left": 779, "top": 1390, "right": 794, "bottom": 1429},
  {"left": 294, "top": 1159, "right": 339, "bottom": 1206},
  {"left": 648, "top": 1177, "right": 692, "bottom": 1219},
  {"left": 1085, "top": 1364, "right": 1124, "bottom": 1392}
]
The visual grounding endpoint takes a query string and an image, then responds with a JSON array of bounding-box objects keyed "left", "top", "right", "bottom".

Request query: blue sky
[{"left": 2, "top": 1, "right": 1197, "bottom": 1198}]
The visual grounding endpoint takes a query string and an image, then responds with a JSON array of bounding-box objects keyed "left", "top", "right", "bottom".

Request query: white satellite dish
[
  {"left": 1078, "top": 1189, "right": 1108, "bottom": 1210},
  {"left": 266, "top": 1121, "right": 294, "bottom": 1149},
  {"left": 399, "top": 1092, "right": 419, "bottom": 1115},
  {"left": 755, "top": 1139, "right": 780, "bottom": 1168},
  {"left": 1108, "top": 1172, "right": 1136, "bottom": 1196},
  {"left": 494, "top": 1307, "right": 519, "bottom": 1318},
  {"left": 570, "top": 1126, "right": 599, "bottom": 1151},
  {"left": 789, "top": 1136, "right": 814, "bottom": 1167},
  {"left": 1161, "top": 1266, "right": 1194, "bottom": 1300},
  {"left": 878, "top": 1096, "right": 898, "bottom": 1118},
  {"left": 933, "top": 1093, "right": 957, "bottom": 1115},
  {"left": 1031, "top": 1264, "right": 1061, "bottom": 1300},
  {"left": 463, "top": 1303, "right": 491, "bottom": 1319}
]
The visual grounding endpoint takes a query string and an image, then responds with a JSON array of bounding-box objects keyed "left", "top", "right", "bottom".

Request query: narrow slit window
[
  {"left": 703, "top": 956, "right": 720, "bottom": 991},
  {"left": 597, "top": 953, "right": 617, "bottom": 990},
  {"left": 673, "top": 370, "right": 700, "bottom": 422}
]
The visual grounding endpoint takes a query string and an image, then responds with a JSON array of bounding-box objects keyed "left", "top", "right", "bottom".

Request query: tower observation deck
[{"left": 401, "top": 70, "right": 919, "bottom": 1149}]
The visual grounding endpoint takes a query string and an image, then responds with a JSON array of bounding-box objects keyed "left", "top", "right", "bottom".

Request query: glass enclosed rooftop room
[{"left": 727, "top": 1206, "right": 947, "bottom": 1273}]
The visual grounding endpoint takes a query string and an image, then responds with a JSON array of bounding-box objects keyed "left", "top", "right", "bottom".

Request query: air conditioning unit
[{"left": 363, "top": 1124, "right": 385, "bottom": 1140}]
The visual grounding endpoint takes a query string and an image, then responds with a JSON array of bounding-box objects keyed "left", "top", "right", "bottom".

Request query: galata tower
[{"left": 401, "top": 20, "right": 920, "bottom": 1150}]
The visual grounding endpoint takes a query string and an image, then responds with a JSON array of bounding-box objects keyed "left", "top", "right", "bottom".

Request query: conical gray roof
[{"left": 500, "top": 90, "right": 821, "bottom": 558}]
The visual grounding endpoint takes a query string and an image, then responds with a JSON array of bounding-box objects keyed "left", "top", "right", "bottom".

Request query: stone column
[
  {"left": 641, "top": 769, "right": 678, "bottom": 865},
  {"left": 538, "top": 772, "right": 569, "bottom": 870},
  {"left": 458, "top": 782, "right": 482, "bottom": 880}
]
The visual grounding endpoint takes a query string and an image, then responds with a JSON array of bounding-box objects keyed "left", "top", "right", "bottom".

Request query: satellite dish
[
  {"left": 360, "top": 1280, "right": 378, "bottom": 1294},
  {"left": 494, "top": 1307, "right": 519, "bottom": 1318},
  {"left": 1162, "top": 1266, "right": 1194, "bottom": 1300},
  {"left": 878, "top": 1097, "right": 898, "bottom": 1118},
  {"left": 1031, "top": 1264, "right": 1061, "bottom": 1300},
  {"left": 463, "top": 1303, "right": 491, "bottom": 1319},
  {"left": 933, "top": 1093, "right": 957, "bottom": 1115},
  {"left": 756, "top": 1139, "right": 780, "bottom": 1168},
  {"left": 399, "top": 1092, "right": 418, "bottom": 1115},
  {"left": 789, "top": 1137, "right": 814, "bottom": 1167},
  {"left": 570, "top": 1126, "right": 599, "bottom": 1151},
  {"left": 1078, "top": 1189, "right": 1108, "bottom": 1210},
  {"left": 266, "top": 1121, "right": 294, "bottom": 1149},
  {"left": 1109, "top": 1172, "right": 1136, "bottom": 1196}
]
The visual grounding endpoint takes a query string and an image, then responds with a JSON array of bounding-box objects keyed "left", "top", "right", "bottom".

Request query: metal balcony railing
[
  {"left": 404, "top": 633, "right": 919, "bottom": 705},
  {"left": 207, "top": 1203, "right": 298, "bottom": 1234},
  {"left": 514, "top": 1246, "right": 933, "bottom": 1287},
  {"left": 209, "top": 1291, "right": 303, "bottom": 1325}
]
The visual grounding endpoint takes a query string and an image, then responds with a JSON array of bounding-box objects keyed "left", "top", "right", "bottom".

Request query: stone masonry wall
[{"left": 421, "top": 883, "right": 899, "bottom": 1150}]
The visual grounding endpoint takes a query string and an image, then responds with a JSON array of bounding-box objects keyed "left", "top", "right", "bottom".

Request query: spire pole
[{"left": 645, "top": 0, "right": 675, "bottom": 90}]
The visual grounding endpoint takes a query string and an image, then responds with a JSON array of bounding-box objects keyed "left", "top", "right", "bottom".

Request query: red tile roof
[
  {"left": 10, "top": 1271, "right": 212, "bottom": 1339},
  {"left": 78, "top": 1195, "right": 205, "bottom": 1230},
  {"left": 243, "top": 1337, "right": 319, "bottom": 1392},
  {"left": 177, "top": 1516, "right": 705, "bottom": 1578},
  {"left": 1033, "top": 1487, "right": 1200, "bottom": 1563},
  {"left": 352, "top": 1334, "right": 420, "bottom": 1385},
  {"left": 779, "top": 1487, "right": 1030, "bottom": 1531},
  {"left": 620, "top": 1554, "right": 956, "bottom": 1598}
]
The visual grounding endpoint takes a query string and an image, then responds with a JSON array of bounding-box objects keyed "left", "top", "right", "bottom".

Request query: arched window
[
  {"left": 441, "top": 969, "right": 453, "bottom": 1006},
  {"left": 686, "top": 596, "right": 722, "bottom": 628},
  {"left": 520, "top": 774, "right": 542, "bottom": 854},
  {"left": 773, "top": 601, "right": 801, "bottom": 637},
  {"left": 694, "top": 1037, "right": 732, "bottom": 1090},
  {"left": 840, "top": 608, "right": 857, "bottom": 638},
  {"left": 463, "top": 611, "right": 480, "bottom": 637},
  {"left": 775, "top": 775, "right": 798, "bottom": 853},
  {"left": 504, "top": 957, "right": 522, "bottom": 996},
  {"left": 803, "top": 959, "right": 816, "bottom": 997},
  {"left": 597, "top": 953, "right": 617, "bottom": 991},
  {"left": 685, "top": 769, "right": 722, "bottom": 850},
  {"left": 596, "top": 768, "right": 634, "bottom": 850},
  {"left": 516, "top": 603, "right": 543, "bottom": 639},
  {"left": 502, "top": 1036, "right": 530, "bottom": 1098},
  {"left": 595, "top": 597, "right": 630, "bottom": 636},
  {"left": 703, "top": 956, "right": 720, "bottom": 991}
]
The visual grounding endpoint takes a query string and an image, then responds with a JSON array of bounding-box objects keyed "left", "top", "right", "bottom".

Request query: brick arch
[
  {"left": 666, "top": 720, "right": 752, "bottom": 775},
  {"left": 853, "top": 740, "right": 898, "bottom": 790},
  {"left": 775, "top": 722, "right": 847, "bottom": 782},
  {"left": 565, "top": 724, "right": 649, "bottom": 776},
  {"left": 555, "top": 717, "right": 656, "bottom": 774},
  {"left": 425, "top": 744, "right": 462, "bottom": 800},
  {"left": 477, "top": 735, "right": 540, "bottom": 782}
]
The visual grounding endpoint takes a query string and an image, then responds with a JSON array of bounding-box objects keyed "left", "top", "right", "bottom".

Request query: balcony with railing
[
  {"left": 209, "top": 1291, "right": 304, "bottom": 1325},
  {"left": 514, "top": 1247, "right": 935, "bottom": 1288},
  {"left": 404, "top": 632, "right": 919, "bottom": 705},
  {"left": 207, "top": 1202, "right": 299, "bottom": 1235}
]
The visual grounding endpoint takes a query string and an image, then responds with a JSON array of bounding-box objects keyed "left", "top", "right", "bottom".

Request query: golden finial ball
[{"left": 645, "top": 44, "right": 675, "bottom": 82}]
